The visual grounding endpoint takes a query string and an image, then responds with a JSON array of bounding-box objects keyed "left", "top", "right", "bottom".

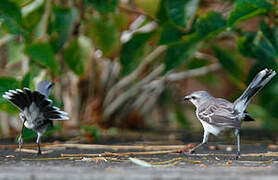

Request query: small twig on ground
[
  {"left": 61, "top": 150, "right": 179, "bottom": 157},
  {"left": 45, "top": 144, "right": 187, "bottom": 151},
  {"left": 15, "top": 148, "right": 53, "bottom": 154},
  {"left": 241, "top": 152, "right": 278, "bottom": 157},
  {"left": 22, "top": 157, "right": 82, "bottom": 161}
]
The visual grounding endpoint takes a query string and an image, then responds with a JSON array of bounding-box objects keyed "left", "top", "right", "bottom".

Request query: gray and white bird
[
  {"left": 2, "top": 81, "right": 69, "bottom": 155},
  {"left": 184, "top": 69, "right": 276, "bottom": 158}
]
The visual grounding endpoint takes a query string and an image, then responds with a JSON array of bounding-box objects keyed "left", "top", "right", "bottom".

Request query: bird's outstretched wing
[
  {"left": 3, "top": 88, "right": 69, "bottom": 121},
  {"left": 197, "top": 99, "right": 241, "bottom": 129}
]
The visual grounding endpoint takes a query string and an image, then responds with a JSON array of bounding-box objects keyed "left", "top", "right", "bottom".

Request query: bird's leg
[
  {"left": 36, "top": 133, "right": 42, "bottom": 155},
  {"left": 18, "top": 117, "right": 26, "bottom": 151},
  {"left": 234, "top": 129, "right": 240, "bottom": 159},
  {"left": 189, "top": 131, "right": 209, "bottom": 154}
]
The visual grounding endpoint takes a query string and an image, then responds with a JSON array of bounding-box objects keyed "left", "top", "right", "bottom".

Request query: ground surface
[{"left": 1, "top": 142, "right": 278, "bottom": 180}]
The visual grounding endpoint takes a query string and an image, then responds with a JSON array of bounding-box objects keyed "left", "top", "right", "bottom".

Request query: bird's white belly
[{"left": 200, "top": 120, "right": 224, "bottom": 136}]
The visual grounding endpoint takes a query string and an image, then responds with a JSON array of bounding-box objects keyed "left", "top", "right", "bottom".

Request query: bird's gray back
[{"left": 197, "top": 97, "right": 241, "bottom": 129}]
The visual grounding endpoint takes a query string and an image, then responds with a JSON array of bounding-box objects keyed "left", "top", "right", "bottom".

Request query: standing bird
[
  {"left": 184, "top": 69, "right": 276, "bottom": 158},
  {"left": 2, "top": 81, "right": 69, "bottom": 155}
]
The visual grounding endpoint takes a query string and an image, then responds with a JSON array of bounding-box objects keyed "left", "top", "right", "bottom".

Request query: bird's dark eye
[{"left": 191, "top": 96, "right": 196, "bottom": 100}]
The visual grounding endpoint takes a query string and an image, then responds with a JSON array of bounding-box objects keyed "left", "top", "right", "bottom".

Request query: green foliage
[
  {"left": 228, "top": 0, "right": 273, "bottom": 27},
  {"left": 7, "top": 40, "right": 25, "bottom": 64},
  {"left": 164, "top": 0, "right": 199, "bottom": 28},
  {"left": 164, "top": 40, "right": 200, "bottom": 72},
  {"left": 0, "top": 0, "right": 277, "bottom": 132},
  {"left": 237, "top": 32, "right": 277, "bottom": 68},
  {"left": 0, "top": 77, "right": 20, "bottom": 114},
  {"left": 0, "top": 0, "right": 26, "bottom": 35},
  {"left": 50, "top": 7, "right": 79, "bottom": 52},
  {"left": 89, "top": 15, "right": 119, "bottom": 56},
  {"left": 64, "top": 36, "right": 92, "bottom": 76},
  {"left": 213, "top": 46, "right": 244, "bottom": 84},
  {"left": 164, "top": 11, "right": 226, "bottom": 72},
  {"left": 159, "top": 22, "right": 185, "bottom": 45},
  {"left": 197, "top": 12, "right": 226, "bottom": 38},
  {"left": 120, "top": 32, "right": 155, "bottom": 76},
  {"left": 87, "top": 0, "right": 118, "bottom": 14},
  {"left": 24, "top": 42, "right": 59, "bottom": 74},
  {"left": 80, "top": 125, "right": 100, "bottom": 140}
]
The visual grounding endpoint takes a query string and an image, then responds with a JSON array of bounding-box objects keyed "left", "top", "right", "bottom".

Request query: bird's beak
[{"left": 183, "top": 96, "right": 190, "bottom": 101}]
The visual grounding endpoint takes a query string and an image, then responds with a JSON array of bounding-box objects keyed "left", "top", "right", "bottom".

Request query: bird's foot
[
  {"left": 189, "top": 149, "right": 195, "bottom": 154},
  {"left": 37, "top": 150, "right": 42, "bottom": 156},
  {"left": 235, "top": 152, "right": 241, "bottom": 160}
]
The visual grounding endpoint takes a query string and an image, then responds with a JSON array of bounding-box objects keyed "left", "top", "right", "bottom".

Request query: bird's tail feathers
[{"left": 234, "top": 68, "right": 276, "bottom": 113}]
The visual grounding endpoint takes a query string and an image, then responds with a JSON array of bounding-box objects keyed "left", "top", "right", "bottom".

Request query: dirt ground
[{"left": 1, "top": 141, "right": 278, "bottom": 180}]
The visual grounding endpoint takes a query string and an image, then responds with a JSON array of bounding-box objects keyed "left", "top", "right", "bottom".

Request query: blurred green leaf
[
  {"left": 164, "top": 38, "right": 200, "bottom": 72},
  {"left": 159, "top": 22, "right": 184, "bottom": 45},
  {"left": 248, "top": 104, "right": 278, "bottom": 132},
  {"left": 50, "top": 7, "right": 79, "bottom": 52},
  {"left": 120, "top": 32, "right": 155, "bottom": 76},
  {"left": 22, "top": 1, "right": 44, "bottom": 31},
  {"left": 21, "top": 72, "right": 31, "bottom": 89},
  {"left": 89, "top": 15, "right": 119, "bottom": 56},
  {"left": 0, "top": 77, "right": 20, "bottom": 114},
  {"left": 87, "top": 0, "right": 118, "bottom": 14},
  {"left": 197, "top": 11, "right": 226, "bottom": 38},
  {"left": 80, "top": 125, "right": 100, "bottom": 140},
  {"left": 164, "top": 0, "right": 199, "bottom": 28},
  {"left": 0, "top": 0, "right": 26, "bottom": 35},
  {"left": 237, "top": 32, "right": 277, "bottom": 67},
  {"left": 134, "top": 0, "right": 160, "bottom": 17},
  {"left": 228, "top": 0, "right": 272, "bottom": 27},
  {"left": 157, "top": 0, "right": 168, "bottom": 24},
  {"left": 21, "top": 127, "right": 37, "bottom": 141},
  {"left": 260, "top": 21, "right": 278, "bottom": 53},
  {"left": 213, "top": 46, "right": 244, "bottom": 85},
  {"left": 173, "top": 106, "right": 190, "bottom": 129},
  {"left": 10, "top": 0, "right": 33, "bottom": 7},
  {"left": 64, "top": 36, "right": 93, "bottom": 76},
  {"left": 24, "top": 42, "right": 59, "bottom": 74},
  {"left": 7, "top": 41, "right": 25, "bottom": 64},
  {"left": 21, "top": 65, "right": 42, "bottom": 90}
]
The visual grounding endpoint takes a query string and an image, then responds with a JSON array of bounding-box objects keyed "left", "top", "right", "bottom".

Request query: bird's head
[
  {"left": 184, "top": 90, "right": 212, "bottom": 107},
  {"left": 36, "top": 81, "right": 55, "bottom": 97}
]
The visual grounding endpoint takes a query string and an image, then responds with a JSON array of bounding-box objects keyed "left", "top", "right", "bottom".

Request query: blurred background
[{"left": 0, "top": 0, "right": 277, "bottom": 143}]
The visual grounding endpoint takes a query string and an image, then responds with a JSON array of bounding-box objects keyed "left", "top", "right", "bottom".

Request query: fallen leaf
[
  {"left": 215, "top": 157, "right": 220, "bottom": 161},
  {"left": 226, "top": 160, "right": 232, "bottom": 165},
  {"left": 129, "top": 157, "right": 153, "bottom": 167},
  {"left": 5, "top": 155, "right": 15, "bottom": 158},
  {"left": 81, "top": 157, "right": 107, "bottom": 162},
  {"left": 200, "top": 164, "right": 208, "bottom": 168}
]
